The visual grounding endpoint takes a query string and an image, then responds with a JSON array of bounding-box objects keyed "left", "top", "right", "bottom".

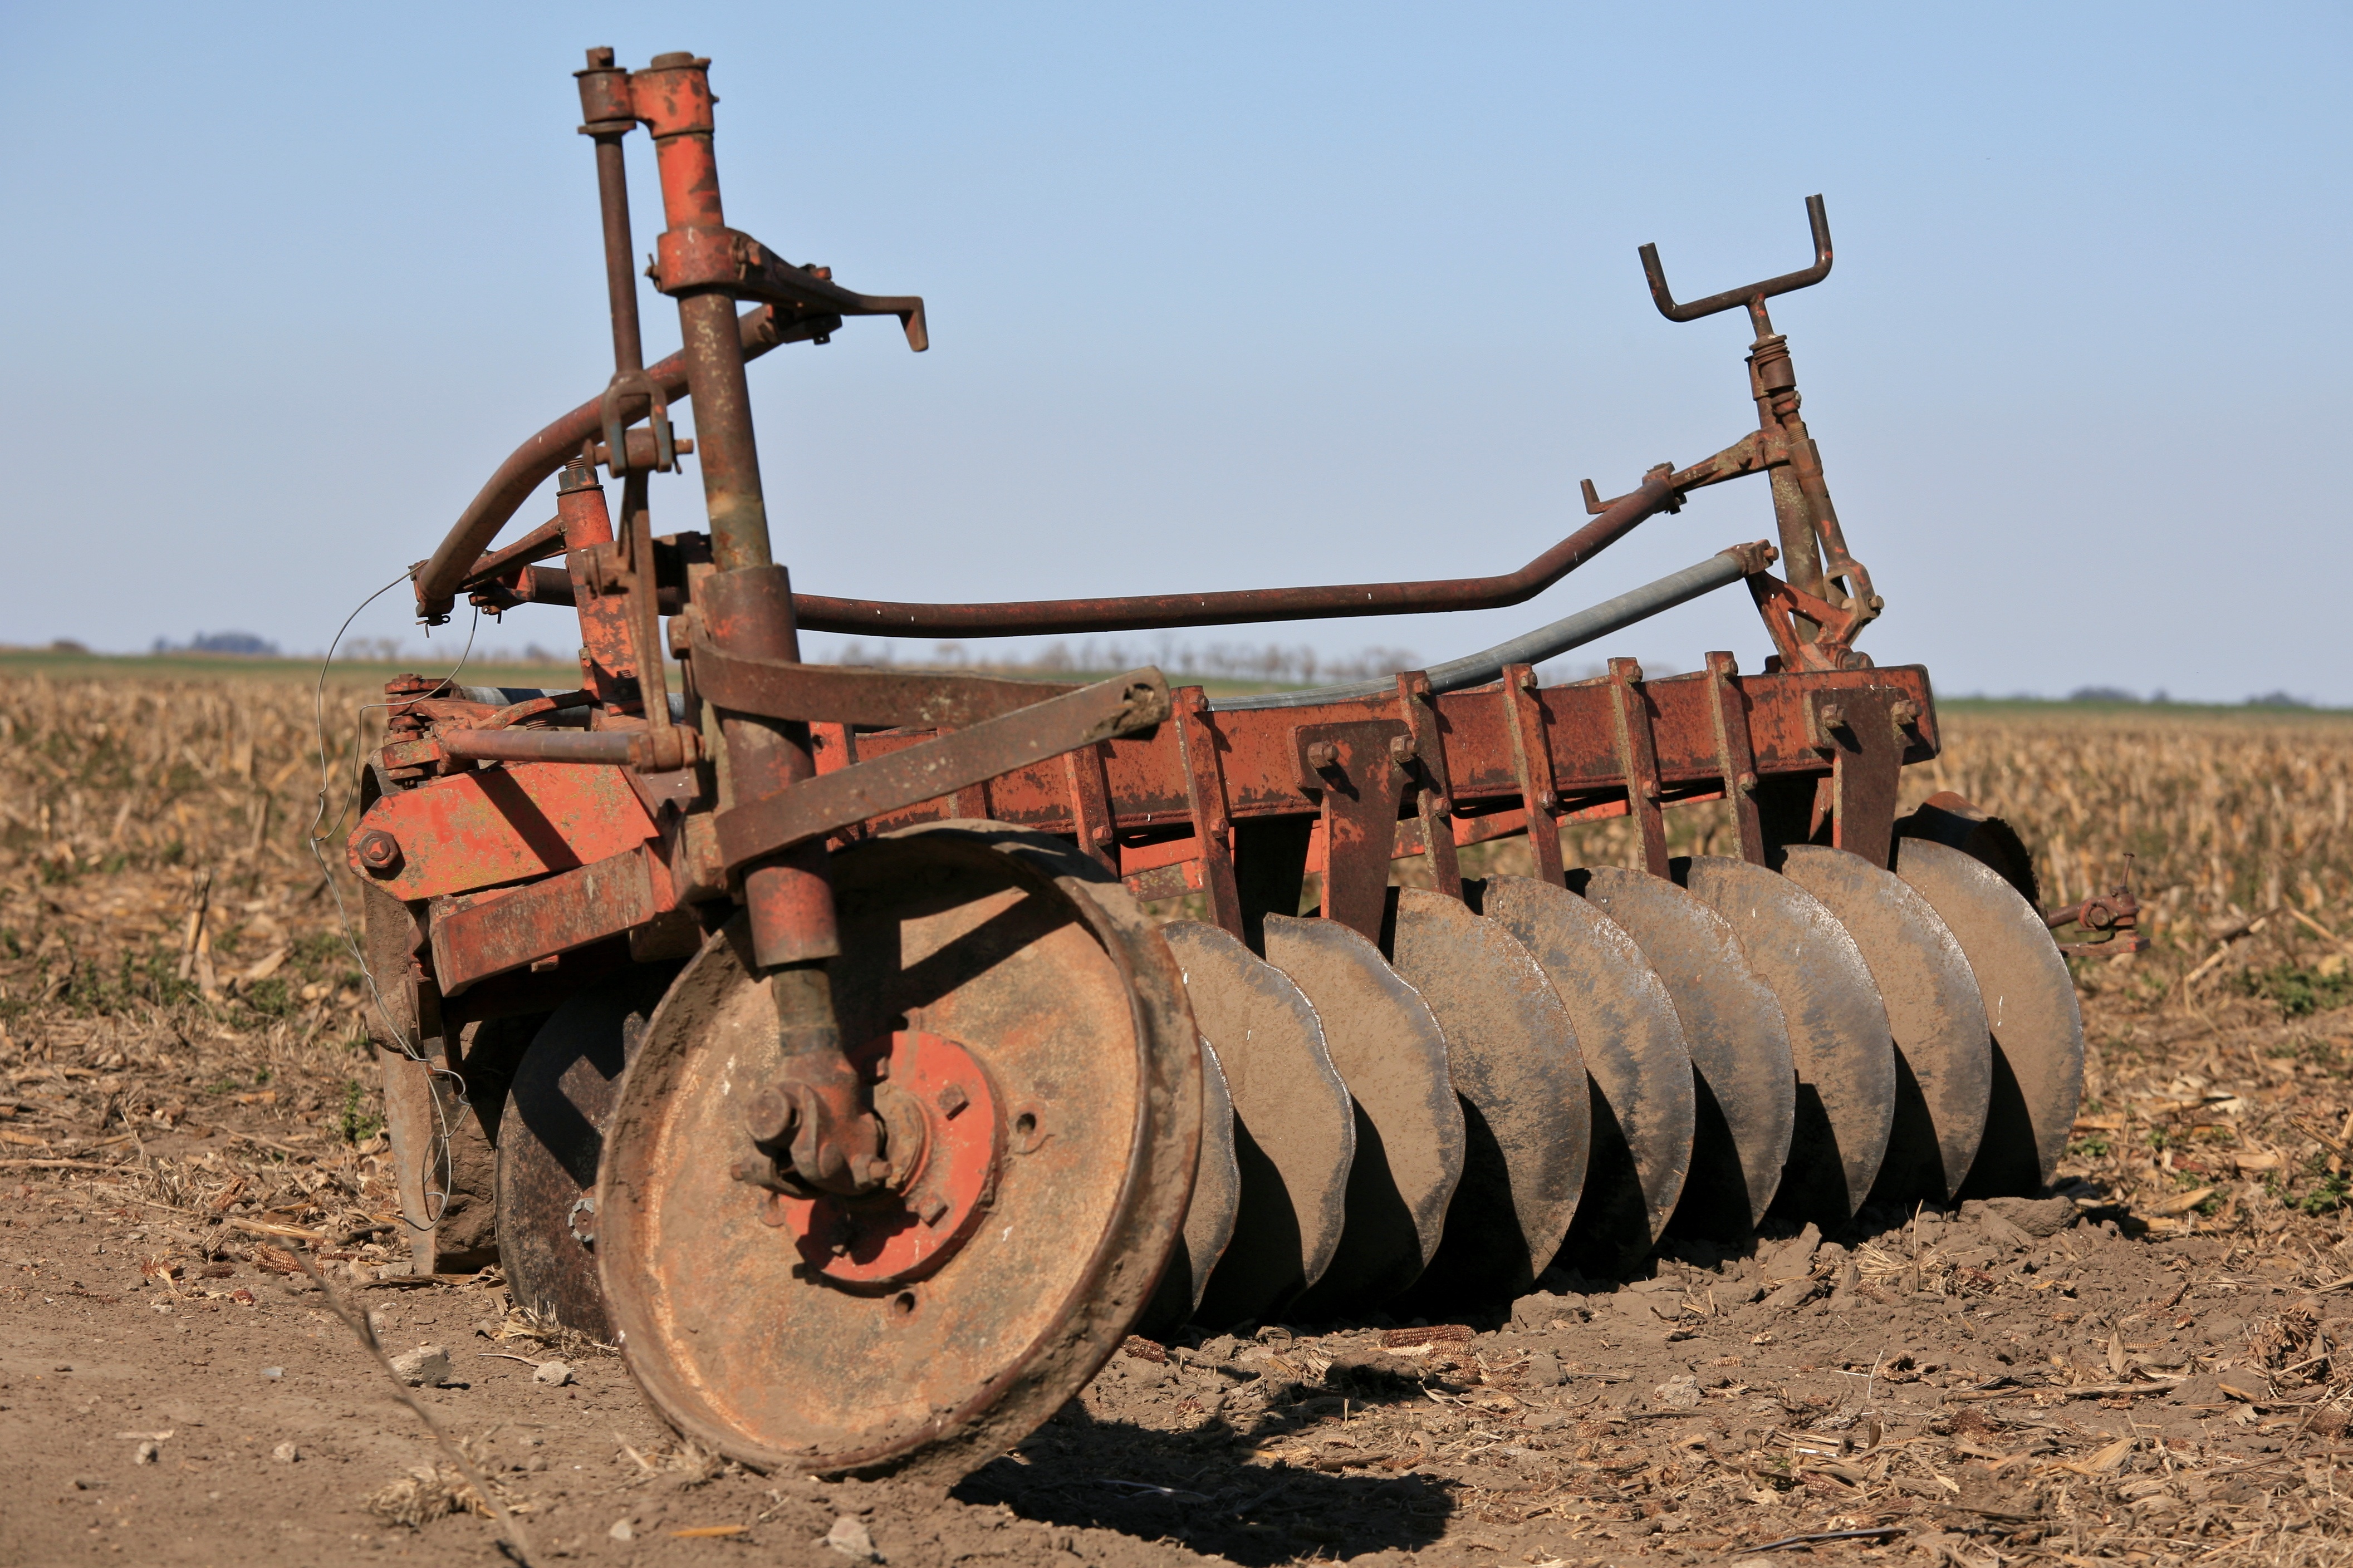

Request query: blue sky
[{"left": 4, "top": 4, "right": 2347, "bottom": 701}]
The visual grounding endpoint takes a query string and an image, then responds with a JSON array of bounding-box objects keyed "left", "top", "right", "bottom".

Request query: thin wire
[{"left": 306, "top": 572, "right": 481, "bottom": 1232}]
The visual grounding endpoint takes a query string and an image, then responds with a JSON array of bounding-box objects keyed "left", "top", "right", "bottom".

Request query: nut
[
  {"left": 743, "top": 1087, "right": 794, "bottom": 1146},
  {"left": 1388, "top": 734, "right": 1418, "bottom": 764},
  {"left": 1305, "top": 741, "right": 1340, "bottom": 771},
  {"left": 356, "top": 830, "right": 403, "bottom": 874},
  {"left": 1817, "top": 702, "right": 1848, "bottom": 732}
]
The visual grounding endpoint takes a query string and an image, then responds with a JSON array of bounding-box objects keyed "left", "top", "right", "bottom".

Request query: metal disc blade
[
  {"left": 1570, "top": 867, "right": 1793, "bottom": 1238},
  {"left": 1894, "top": 838, "right": 2085, "bottom": 1197},
  {"left": 597, "top": 824, "right": 1200, "bottom": 1479},
  {"left": 1475, "top": 875, "right": 1693, "bottom": 1275},
  {"left": 1135, "top": 1038, "right": 1240, "bottom": 1340},
  {"left": 1163, "top": 921, "right": 1354, "bottom": 1328},
  {"left": 1265, "top": 915, "right": 1464, "bottom": 1318},
  {"left": 1779, "top": 844, "right": 1991, "bottom": 1205},
  {"left": 1678, "top": 857, "right": 1895, "bottom": 1225},
  {"left": 1385, "top": 890, "right": 1587, "bottom": 1313},
  {"left": 496, "top": 965, "right": 676, "bottom": 1339}
]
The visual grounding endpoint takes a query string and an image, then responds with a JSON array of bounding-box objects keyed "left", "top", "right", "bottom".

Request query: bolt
[
  {"left": 356, "top": 830, "right": 403, "bottom": 874},
  {"left": 870, "top": 1054, "right": 891, "bottom": 1082},
  {"left": 861, "top": 1156, "right": 891, "bottom": 1186},
  {"left": 1640, "top": 780, "right": 1660, "bottom": 802},
  {"left": 920, "top": 1195, "right": 950, "bottom": 1228},
  {"left": 1890, "top": 699, "right": 1920, "bottom": 728},
  {"left": 1818, "top": 702, "right": 1847, "bottom": 732},
  {"left": 1305, "top": 741, "right": 1340, "bottom": 771},
  {"left": 1428, "top": 795, "right": 1452, "bottom": 816},
  {"left": 1389, "top": 734, "right": 1418, "bottom": 765},
  {"left": 743, "top": 1087, "right": 793, "bottom": 1147},
  {"left": 937, "top": 1083, "right": 969, "bottom": 1118},
  {"left": 1736, "top": 771, "right": 1759, "bottom": 795}
]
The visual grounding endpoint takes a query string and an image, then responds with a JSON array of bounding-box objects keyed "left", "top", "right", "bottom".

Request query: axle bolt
[
  {"left": 744, "top": 1087, "right": 793, "bottom": 1147},
  {"left": 356, "top": 830, "right": 403, "bottom": 874}
]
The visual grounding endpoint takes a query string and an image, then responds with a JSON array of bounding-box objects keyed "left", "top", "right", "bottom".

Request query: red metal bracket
[
  {"left": 1704, "top": 651, "right": 1767, "bottom": 865},
  {"left": 1501, "top": 662, "right": 1565, "bottom": 888},
  {"left": 1397, "top": 671, "right": 1462, "bottom": 901},
  {"left": 1175, "top": 687, "right": 1243, "bottom": 937},
  {"left": 1607, "top": 659, "right": 1670, "bottom": 878}
]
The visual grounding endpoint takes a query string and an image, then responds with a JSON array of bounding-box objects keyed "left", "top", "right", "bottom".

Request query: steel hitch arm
[
  {"left": 712, "top": 669, "right": 1174, "bottom": 874},
  {"left": 650, "top": 229, "right": 928, "bottom": 352}
]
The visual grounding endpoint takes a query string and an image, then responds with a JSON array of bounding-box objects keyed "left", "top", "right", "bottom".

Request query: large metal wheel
[
  {"left": 1161, "top": 920, "right": 1353, "bottom": 1329},
  {"left": 1678, "top": 857, "right": 1895, "bottom": 1226},
  {"left": 1778, "top": 845, "right": 1991, "bottom": 1206},
  {"left": 1475, "top": 876, "right": 1692, "bottom": 1276},
  {"left": 1134, "top": 1039, "right": 1239, "bottom": 1339},
  {"left": 1386, "top": 889, "right": 1587, "bottom": 1314},
  {"left": 1895, "top": 838, "right": 2084, "bottom": 1197},
  {"left": 1571, "top": 867, "right": 1794, "bottom": 1240},
  {"left": 1268, "top": 913, "right": 1463, "bottom": 1319},
  {"left": 597, "top": 822, "right": 1200, "bottom": 1480}
]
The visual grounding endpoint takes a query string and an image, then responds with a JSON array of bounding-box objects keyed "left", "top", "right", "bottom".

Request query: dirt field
[{"left": 3, "top": 675, "right": 2351, "bottom": 1567}]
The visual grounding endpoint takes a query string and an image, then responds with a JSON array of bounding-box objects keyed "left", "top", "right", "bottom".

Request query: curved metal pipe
[
  {"left": 784, "top": 471, "right": 1680, "bottom": 638},
  {"left": 1209, "top": 544, "right": 1765, "bottom": 712},
  {"left": 414, "top": 303, "right": 804, "bottom": 620},
  {"left": 503, "top": 471, "right": 1682, "bottom": 640}
]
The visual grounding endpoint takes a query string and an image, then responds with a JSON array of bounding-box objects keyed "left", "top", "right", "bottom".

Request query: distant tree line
[{"left": 2066, "top": 685, "right": 2317, "bottom": 709}]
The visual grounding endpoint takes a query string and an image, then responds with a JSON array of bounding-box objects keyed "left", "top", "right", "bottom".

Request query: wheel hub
[{"left": 752, "top": 1029, "right": 1002, "bottom": 1291}]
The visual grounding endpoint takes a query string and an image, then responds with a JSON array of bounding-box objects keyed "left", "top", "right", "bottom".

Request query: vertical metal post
[
  {"left": 633, "top": 52, "right": 835, "bottom": 970},
  {"left": 1704, "top": 651, "right": 1767, "bottom": 866},
  {"left": 1501, "top": 663, "right": 1565, "bottom": 888},
  {"left": 1062, "top": 745, "right": 1119, "bottom": 876},
  {"left": 576, "top": 48, "right": 646, "bottom": 380},
  {"left": 1175, "top": 687, "right": 1244, "bottom": 938},
  {"left": 1744, "top": 302, "right": 1825, "bottom": 641},
  {"left": 1607, "top": 658, "right": 1670, "bottom": 878},
  {"left": 1398, "top": 671, "right": 1461, "bottom": 899}
]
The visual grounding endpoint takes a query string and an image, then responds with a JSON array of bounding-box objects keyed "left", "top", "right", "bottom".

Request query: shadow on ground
[{"left": 953, "top": 1404, "right": 1456, "bottom": 1565}]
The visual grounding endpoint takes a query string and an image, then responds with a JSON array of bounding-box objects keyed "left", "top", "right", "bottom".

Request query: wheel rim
[{"left": 597, "top": 823, "right": 1199, "bottom": 1478}]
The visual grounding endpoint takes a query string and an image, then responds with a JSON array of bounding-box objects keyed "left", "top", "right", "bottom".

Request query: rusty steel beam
[
  {"left": 839, "top": 663, "right": 1937, "bottom": 844},
  {"left": 687, "top": 625, "right": 1077, "bottom": 729},
  {"left": 714, "top": 669, "right": 1174, "bottom": 870},
  {"left": 429, "top": 847, "right": 667, "bottom": 994},
  {"left": 347, "top": 760, "right": 656, "bottom": 901}
]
